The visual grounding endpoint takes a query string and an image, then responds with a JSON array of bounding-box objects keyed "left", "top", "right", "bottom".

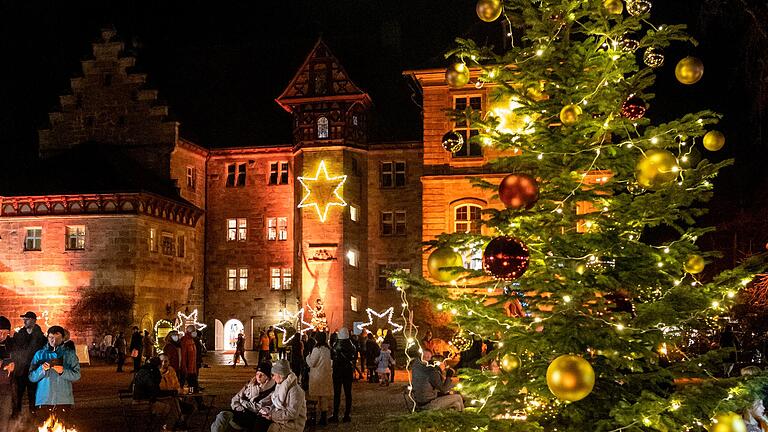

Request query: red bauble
[
  {"left": 483, "top": 236, "right": 530, "bottom": 280},
  {"left": 499, "top": 174, "right": 539, "bottom": 210},
  {"left": 620, "top": 96, "right": 647, "bottom": 120}
]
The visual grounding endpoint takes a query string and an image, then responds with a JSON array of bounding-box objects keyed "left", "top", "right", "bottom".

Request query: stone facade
[{"left": 0, "top": 31, "right": 504, "bottom": 350}]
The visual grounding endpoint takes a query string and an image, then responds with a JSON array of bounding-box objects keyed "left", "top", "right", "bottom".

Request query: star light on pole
[
  {"left": 274, "top": 308, "right": 314, "bottom": 345},
  {"left": 297, "top": 160, "right": 347, "bottom": 223},
  {"left": 356, "top": 307, "right": 404, "bottom": 334},
  {"left": 174, "top": 309, "right": 207, "bottom": 332}
]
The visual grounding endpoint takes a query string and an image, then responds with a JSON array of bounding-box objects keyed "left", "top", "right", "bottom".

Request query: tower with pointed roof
[{"left": 276, "top": 38, "right": 372, "bottom": 329}]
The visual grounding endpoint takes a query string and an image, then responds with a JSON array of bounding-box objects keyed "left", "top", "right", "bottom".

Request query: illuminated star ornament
[
  {"left": 274, "top": 308, "right": 314, "bottom": 344},
  {"left": 297, "top": 160, "right": 347, "bottom": 222},
  {"left": 356, "top": 307, "right": 404, "bottom": 334},
  {"left": 174, "top": 309, "right": 207, "bottom": 332}
]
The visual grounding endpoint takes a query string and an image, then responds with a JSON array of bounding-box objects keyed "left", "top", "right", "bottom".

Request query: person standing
[
  {"left": 258, "top": 331, "right": 270, "bottom": 366},
  {"left": 163, "top": 330, "right": 184, "bottom": 388},
  {"left": 305, "top": 332, "right": 332, "bottom": 426},
  {"left": 180, "top": 325, "right": 199, "bottom": 391},
  {"left": 289, "top": 334, "right": 303, "bottom": 385},
  {"left": 114, "top": 332, "right": 127, "bottom": 372},
  {"left": 364, "top": 333, "right": 380, "bottom": 383},
  {"left": 0, "top": 316, "right": 15, "bottom": 431},
  {"left": 28, "top": 325, "right": 81, "bottom": 422},
  {"left": 383, "top": 331, "right": 398, "bottom": 382},
  {"left": 142, "top": 330, "right": 155, "bottom": 363},
  {"left": 129, "top": 326, "right": 143, "bottom": 372},
  {"left": 329, "top": 327, "right": 356, "bottom": 423},
  {"left": 233, "top": 333, "right": 248, "bottom": 368},
  {"left": 11, "top": 311, "right": 47, "bottom": 417}
]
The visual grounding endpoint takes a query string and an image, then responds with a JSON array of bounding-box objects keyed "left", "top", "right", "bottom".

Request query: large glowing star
[
  {"left": 174, "top": 309, "right": 207, "bottom": 332},
  {"left": 274, "top": 308, "right": 314, "bottom": 345},
  {"left": 356, "top": 307, "right": 404, "bottom": 334},
  {"left": 297, "top": 160, "right": 347, "bottom": 223}
]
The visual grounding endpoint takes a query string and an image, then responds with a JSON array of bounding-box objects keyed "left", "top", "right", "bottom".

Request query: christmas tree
[{"left": 392, "top": 0, "right": 768, "bottom": 430}]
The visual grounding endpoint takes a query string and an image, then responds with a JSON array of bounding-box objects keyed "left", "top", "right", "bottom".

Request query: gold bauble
[
  {"left": 445, "top": 62, "right": 470, "bottom": 89},
  {"left": 710, "top": 412, "right": 747, "bottom": 432},
  {"left": 427, "top": 247, "right": 464, "bottom": 282},
  {"left": 546, "top": 355, "right": 595, "bottom": 402},
  {"left": 500, "top": 354, "right": 521, "bottom": 372},
  {"left": 603, "top": 0, "right": 624, "bottom": 14},
  {"left": 559, "top": 104, "right": 582, "bottom": 126},
  {"left": 703, "top": 130, "right": 726, "bottom": 151},
  {"left": 476, "top": 0, "right": 503, "bottom": 22},
  {"left": 635, "top": 149, "right": 679, "bottom": 190},
  {"left": 683, "top": 255, "right": 705, "bottom": 274},
  {"left": 675, "top": 56, "right": 705, "bottom": 85}
]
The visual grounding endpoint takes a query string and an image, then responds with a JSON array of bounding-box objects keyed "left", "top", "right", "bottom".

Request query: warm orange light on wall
[{"left": 297, "top": 160, "right": 347, "bottom": 223}]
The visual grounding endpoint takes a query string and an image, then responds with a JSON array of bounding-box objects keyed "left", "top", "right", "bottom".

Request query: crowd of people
[{"left": 0, "top": 311, "right": 81, "bottom": 430}]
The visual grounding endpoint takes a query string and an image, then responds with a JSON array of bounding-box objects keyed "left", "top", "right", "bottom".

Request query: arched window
[
  {"left": 317, "top": 116, "right": 329, "bottom": 139},
  {"left": 454, "top": 204, "right": 482, "bottom": 234}
]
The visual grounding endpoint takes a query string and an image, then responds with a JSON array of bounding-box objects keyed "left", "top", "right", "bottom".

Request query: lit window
[
  {"left": 317, "top": 117, "right": 329, "bottom": 139},
  {"left": 228, "top": 268, "right": 237, "bottom": 291},
  {"left": 269, "top": 162, "right": 290, "bottom": 185},
  {"left": 161, "top": 232, "right": 174, "bottom": 256},
  {"left": 149, "top": 228, "right": 157, "bottom": 252},
  {"left": 186, "top": 166, "right": 196, "bottom": 191},
  {"left": 226, "top": 163, "right": 246, "bottom": 187},
  {"left": 282, "top": 267, "right": 292, "bottom": 290},
  {"left": 227, "top": 218, "right": 247, "bottom": 241},
  {"left": 454, "top": 204, "right": 482, "bottom": 234},
  {"left": 177, "top": 235, "right": 185, "bottom": 258},
  {"left": 270, "top": 267, "right": 292, "bottom": 290},
  {"left": 278, "top": 217, "right": 288, "bottom": 241},
  {"left": 267, "top": 218, "right": 277, "bottom": 241},
  {"left": 453, "top": 96, "right": 483, "bottom": 158},
  {"left": 239, "top": 268, "right": 248, "bottom": 290},
  {"left": 350, "top": 205, "right": 359, "bottom": 222},
  {"left": 271, "top": 268, "right": 281, "bottom": 290},
  {"left": 347, "top": 249, "right": 359, "bottom": 267},
  {"left": 24, "top": 228, "right": 42, "bottom": 251},
  {"left": 351, "top": 296, "right": 359, "bottom": 312},
  {"left": 65, "top": 226, "right": 85, "bottom": 250}
]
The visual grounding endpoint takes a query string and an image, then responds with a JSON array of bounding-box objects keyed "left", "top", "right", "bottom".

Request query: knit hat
[
  {"left": 271, "top": 359, "right": 291, "bottom": 377},
  {"left": 337, "top": 327, "right": 350, "bottom": 340},
  {"left": 256, "top": 362, "right": 272, "bottom": 376},
  {"left": 0, "top": 316, "right": 10, "bottom": 330}
]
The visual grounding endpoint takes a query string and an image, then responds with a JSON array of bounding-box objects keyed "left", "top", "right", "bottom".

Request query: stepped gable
[
  {"left": 276, "top": 38, "right": 372, "bottom": 112},
  {"left": 38, "top": 27, "right": 178, "bottom": 158}
]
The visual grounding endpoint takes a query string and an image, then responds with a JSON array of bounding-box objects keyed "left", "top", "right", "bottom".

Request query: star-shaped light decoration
[
  {"left": 297, "top": 160, "right": 347, "bottom": 223},
  {"left": 174, "top": 309, "right": 207, "bottom": 332},
  {"left": 274, "top": 308, "right": 314, "bottom": 345},
  {"left": 356, "top": 307, "right": 404, "bottom": 334}
]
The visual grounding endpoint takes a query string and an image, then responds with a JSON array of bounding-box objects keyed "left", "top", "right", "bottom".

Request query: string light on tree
[{"left": 441, "top": 131, "right": 464, "bottom": 154}]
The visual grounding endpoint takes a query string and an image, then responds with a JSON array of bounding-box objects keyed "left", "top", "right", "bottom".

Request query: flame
[{"left": 38, "top": 414, "right": 77, "bottom": 432}]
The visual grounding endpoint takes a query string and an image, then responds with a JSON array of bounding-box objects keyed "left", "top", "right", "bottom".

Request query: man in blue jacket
[{"left": 28, "top": 325, "right": 81, "bottom": 422}]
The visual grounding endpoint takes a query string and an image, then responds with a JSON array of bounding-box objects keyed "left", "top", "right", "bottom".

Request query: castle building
[{"left": 0, "top": 30, "right": 510, "bottom": 350}]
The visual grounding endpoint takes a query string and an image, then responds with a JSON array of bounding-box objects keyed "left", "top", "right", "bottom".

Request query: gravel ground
[{"left": 8, "top": 351, "right": 409, "bottom": 432}]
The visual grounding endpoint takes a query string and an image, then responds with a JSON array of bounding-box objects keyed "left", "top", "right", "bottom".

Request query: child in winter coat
[{"left": 375, "top": 343, "right": 394, "bottom": 386}]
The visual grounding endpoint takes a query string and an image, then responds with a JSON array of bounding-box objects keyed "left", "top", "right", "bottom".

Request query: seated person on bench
[
  {"left": 211, "top": 362, "right": 276, "bottom": 432},
  {"left": 409, "top": 349, "right": 464, "bottom": 411}
]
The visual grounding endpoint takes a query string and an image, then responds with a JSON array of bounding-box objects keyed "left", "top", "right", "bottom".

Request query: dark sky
[{"left": 0, "top": 0, "right": 766, "bottom": 212}]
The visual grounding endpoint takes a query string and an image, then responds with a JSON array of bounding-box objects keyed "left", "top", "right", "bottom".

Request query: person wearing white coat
[{"left": 305, "top": 332, "right": 332, "bottom": 426}]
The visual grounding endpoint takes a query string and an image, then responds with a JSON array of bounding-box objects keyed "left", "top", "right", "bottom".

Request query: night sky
[{"left": 0, "top": 1, "right": 765, "bottom": 220}]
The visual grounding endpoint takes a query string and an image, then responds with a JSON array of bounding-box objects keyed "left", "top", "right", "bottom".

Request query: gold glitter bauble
[
  {"left": 546, "top": 355, "right": 595, "bottom": 402},
  {"left": 683, "top": 255, "right": 705, "bottom": 274},
  {"left": 603, "top": 0, "right": 624, "bottom": 14},
  {"left": 703, "top": 130, "right": 725, "bottom": 151},
  {"left": 635, "top": 149, "right": 679, "bottom": 190},
  {"left": 559, "top": 104, "right": 582, "bottom": 126},
  {"left": 501, "top": 354, "right": 521, "bottom": 372}
]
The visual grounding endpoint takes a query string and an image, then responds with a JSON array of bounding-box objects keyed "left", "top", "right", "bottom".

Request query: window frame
[
  {"left": 227, "top": 218, "right": 247, "bottom": 241},
  {"left": 177, "top": 234, "right": 186, "bottom": 258},
  {"left": 317, "top": 116, "right": 329, "bottom": 139},
  {"left": 186, "top": 166, "right": 196, "bottom": 191},
  {"left": 452, "top": 95, "right": 483, "bottom": 158},
  {"left": 65, "top": 225, "right": 86, "bottom": 251},
  {"left": 350, "top": 204, "right": 360, "bottom": 222},
  {"left": 380, "top": 161, "right": 406, "bottom": 188},
  {"left": 161, "top": 232, "right": 175, "bottom": 256},
  {"left": 277, "top": 217, "right": 288, "bottom": 241},
  {"left": 267, "top": 217, "right": 277, "bottom": 241},
  {"left": 149, "top": 228, "right": 157, "bottom": 253},
  {"left": 270, "top": 267, "right": 292, "bottom": 290},
  {"left": 24, "top": 227, "right": 42, "bottom": 251},
  {"left": 347, "top": 249, "right": 359, "bottom": 267},
  {"left": 454, "top": 204, "right": 482, "bottom": 234},
  {"left": 377, "top": 263, "right": 411, "bottom": 290},
  {"left": 227, "top": 268, "right": 238, "bottom": 291},
  {"left": 226, "top": 163, "right": 246, "bottom": 187}
]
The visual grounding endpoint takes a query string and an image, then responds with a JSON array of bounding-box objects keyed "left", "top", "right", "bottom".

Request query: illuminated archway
[{"left": 223, "top": 319, "right": 244, "bottom": 350}]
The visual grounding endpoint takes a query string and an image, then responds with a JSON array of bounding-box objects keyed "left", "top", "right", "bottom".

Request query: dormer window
[{"left": 317, "top": 116, "right": 329, "bottom": 139}]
